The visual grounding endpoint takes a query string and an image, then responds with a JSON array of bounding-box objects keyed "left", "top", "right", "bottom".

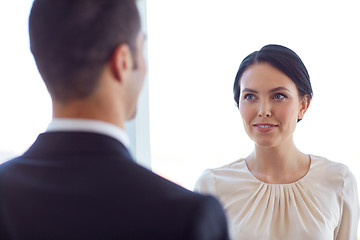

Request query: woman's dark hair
[{"left": 233, "top": 44, "right": 313, "bottom": 109}]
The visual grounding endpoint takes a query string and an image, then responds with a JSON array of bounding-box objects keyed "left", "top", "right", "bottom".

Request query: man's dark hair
[
  {"left": 29, "top": 0, "right": 141, "bottom": 102},
  {"left": 233, "top": 44, "right": 313, "bottom": 109}
]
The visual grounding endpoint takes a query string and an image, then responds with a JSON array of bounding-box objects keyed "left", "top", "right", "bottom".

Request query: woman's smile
[{"left": 253, "top": 123, "right": 279, "bottom": 132}]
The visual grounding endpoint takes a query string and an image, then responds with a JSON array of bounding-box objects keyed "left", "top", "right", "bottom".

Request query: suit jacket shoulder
[{"left": 0, "top": 132, "right": 229, "bottom": 240}]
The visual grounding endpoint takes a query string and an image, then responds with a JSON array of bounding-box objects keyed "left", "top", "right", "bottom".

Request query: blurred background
[{"left": 1, "top": 0, "right": 359, "bottom": 236}]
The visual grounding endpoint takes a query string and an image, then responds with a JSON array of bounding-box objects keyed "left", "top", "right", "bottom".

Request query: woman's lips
[{"left": 253, "top": 123, "right": 278, "bottom": 132}]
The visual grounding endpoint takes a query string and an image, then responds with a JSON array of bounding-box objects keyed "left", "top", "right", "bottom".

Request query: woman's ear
[
  {"left": 110, "top": 44, "right": 133, "bottom": 83},
  {"left": 298, "top": 94, "right": 311, "bottom": 120}
]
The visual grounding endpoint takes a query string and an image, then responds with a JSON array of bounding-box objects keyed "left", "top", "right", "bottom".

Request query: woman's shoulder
[
  {"left": 194, "top": 158, "right": 250, "bottom": 193},
  {"left": 308, "top": 154, "right": 356, "bottom": 189},
  {"left": 310, "top": 154, "right": 351, "bottom": 175},
  {"left": 202, "top": 158, "right": 248, "bottom": 176}
]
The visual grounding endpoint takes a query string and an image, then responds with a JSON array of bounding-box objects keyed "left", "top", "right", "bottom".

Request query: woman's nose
[{"left": 258, "top": 101, "right": 272, "bottom": 118}]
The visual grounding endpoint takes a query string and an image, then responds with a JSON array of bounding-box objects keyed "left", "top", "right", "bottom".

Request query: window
[{"left": 0, "top": 1, "right": 51, "bottom": 163}]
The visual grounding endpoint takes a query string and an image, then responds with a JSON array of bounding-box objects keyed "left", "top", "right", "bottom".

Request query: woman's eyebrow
[
  {"left": 269, "top": 87, "right": 291, "bottom": 93},
  {"left": 242, "top": 88, "right": 257, "bottom": 93},
  {"left": 242, "top": 87, "right": 291, "bottom": 93}
]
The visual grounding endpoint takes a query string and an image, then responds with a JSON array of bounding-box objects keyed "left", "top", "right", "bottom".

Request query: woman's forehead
[{"left": 240, "top": 63, "right": 297, "bottom": 91}]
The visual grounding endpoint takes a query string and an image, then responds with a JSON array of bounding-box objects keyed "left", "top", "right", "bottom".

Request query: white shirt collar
[{"left": 46, "top": 118, "right": 130, "bottom": 149}]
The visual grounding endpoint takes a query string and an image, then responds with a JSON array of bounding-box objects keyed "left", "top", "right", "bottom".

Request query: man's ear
[
  {"left": 110, "top": 44, "right": 133, "bottom": 83},
  {"left": 298, "top": 94, "right": 311, "bottom": 120}
]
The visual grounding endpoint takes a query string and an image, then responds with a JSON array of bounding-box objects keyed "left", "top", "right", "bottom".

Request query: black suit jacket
[{"left": 0, "top": 132, "right": 229, "bottom": 240}]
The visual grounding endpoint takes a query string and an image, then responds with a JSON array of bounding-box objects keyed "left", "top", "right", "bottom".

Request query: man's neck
[{"left": 52, "top": 98, "right": 126, "bottom": 129}]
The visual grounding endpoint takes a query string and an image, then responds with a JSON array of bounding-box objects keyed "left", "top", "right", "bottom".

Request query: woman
[{"left": 195, "top": 44, "right": 359, "bottom": 239}]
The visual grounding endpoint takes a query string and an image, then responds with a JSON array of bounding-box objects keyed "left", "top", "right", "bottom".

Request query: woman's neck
[{"left": 246, "top": 140, "right": 310, "bottom": 184}]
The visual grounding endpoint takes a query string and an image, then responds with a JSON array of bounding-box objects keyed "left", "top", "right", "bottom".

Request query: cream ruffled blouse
[{"left": 195, "top": 155, "right": 359, "bottom": 240}]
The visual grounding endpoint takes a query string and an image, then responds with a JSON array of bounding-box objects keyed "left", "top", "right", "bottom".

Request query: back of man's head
[{"left": 29, "top": 0, "right": 140, "bottom": 103}]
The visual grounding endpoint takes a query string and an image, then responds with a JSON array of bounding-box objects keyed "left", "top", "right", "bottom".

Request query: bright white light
[
  {"left": 0, "top": 1, "right": 51, "bottom": 163},
  {"left": 147, "top": 1, "right": 360, "bottom": 190}
]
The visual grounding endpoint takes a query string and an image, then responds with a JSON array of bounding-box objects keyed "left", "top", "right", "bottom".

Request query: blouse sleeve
[
  {"left": 194, "top": 169, "right": 216, "bottom": 195},
  {"left": 335, "top": 167, "right": 359, "bottom": 240}
]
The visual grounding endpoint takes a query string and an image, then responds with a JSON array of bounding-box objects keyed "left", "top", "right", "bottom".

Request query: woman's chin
[{"left": 253, "top": 138, "right": 279, "bottom": 148}]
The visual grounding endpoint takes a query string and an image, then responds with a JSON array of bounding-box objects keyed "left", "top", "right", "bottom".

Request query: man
[{"left": 0, "top": 0, "right": 229, "bottom": 239}]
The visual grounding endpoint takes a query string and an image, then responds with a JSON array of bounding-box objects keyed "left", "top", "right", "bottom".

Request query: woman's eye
[
  {"left": 273, "top": 93, "right": 286, "bottom": 100},
  {"left": 244, "top": 94, "right": 255, "bottom": 100}
]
